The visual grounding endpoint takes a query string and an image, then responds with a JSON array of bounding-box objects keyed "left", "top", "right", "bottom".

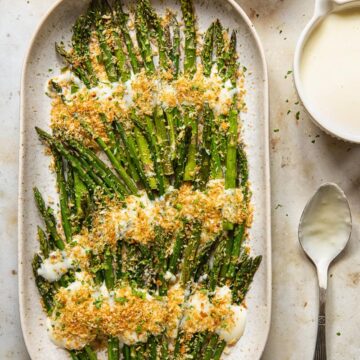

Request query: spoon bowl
[
  {"left": 298, "top": 183, "right": 352, "bottom": 359},
  {"left": 299, "top": 183, "right": 352, "bottom": 286}
]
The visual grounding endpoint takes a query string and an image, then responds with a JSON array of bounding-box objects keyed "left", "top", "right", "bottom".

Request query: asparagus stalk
[
  {"left": 69, "top": 350, "right": 80, "bottom": 360},
  {"left": 237, "top": 144, "right": 249, "bottom": 195},
  {"left": 57, "top": 269, "right": 76, "bottom": 288},
  {"left": 140, "top": 3, "right": 180, "bottom": 164},
  {"left": 196, "top": 104, "right": 212, "bottom": 189},
  {"left": 160, "top": 337, "right": 169, "bottom": 360},
  {"left": 113, "top": 0, "right": 140, "bottom": 74},
  {"left": 76, "top": 350, "right": 89, "bottom": 360},
  {"left": 198, "top": 23, "right": 216, "bottom": 187},
  {"left": 201, "top": 23, "right": 215, "bottom": 77},
  {"left": 104, "top": 244, "right": 115, "bottom": 290},
  {"left": 80, "top": 120, "right": 138, "bottom": 194},
  {"left": 232, "top": 255, "right": 262, "bottom": 304},
  {"left": 37, "top": 226, "right": 50, "bottom": 258},
  {"left": 122, "top": 133, "right": 141, "bottom": 183},
  {"left": 70, "top": 152, "right": 114, "bottom": 197},
  {"left": 154, "top": 106, "right": 173, "bottom": 176},
  {"left": 213, "top": 339, "right": 226, "bottom": 360},
  {"left": 36, "top": 127, "right": 98, "bottom": 193},
  {"left": 209, "top": 238, "right": 226, "bottom": 291},
  {"left": 226, "top": 30, "right": 238, "bottom": 86},
  {"left": 32, "top": 254, "right": 54, "bottom": 313},
  {"left": 84, "top": 345, "right": 98, "bottom": 360},
  {"left": 192, "top": 235, "right": 219, "bottom": 282},
  {"left": 33, "top": 187, "right": 65, "bottom": 250},
  {"left": 203, "top": 333, "right": 219, "bottom": 360},
  {"left": 183, "top": 108, "right": 198, "bottom": 182},
  {"left": 141, "top": 0, "right": 171, "bottom": 70},
  {"left": 89, "top": 0, "right": 118, "bottom": 82},
  {"left": 135, "top": 344, "right": 146, "bottom": 360},
  {"left": 66, "top": 138, "right": 127, "bottom": 198},
  {"left": 147, "top": 336, "right": 157, "bottom": 360},
  {"left": 53, "top": 148, "right": 72, "bottom": 242},
  {"left": 226, "top": 224, "right": 245, "bottom": 279},
  {"left": 218, "top": 231, "right": 235, "bottom": 281},
  {"left": 167, "top": 230, "right": 184, "bottom": 274},
  {"left": 90, "top": 252, "right": 104, "bottom": 285},
  {"left": 189, "top": 332, "right": 207, "bottom": 359},
  {"left": 72, "top": 13, "right": 98, "bottom": 87},
  {"left": 174, "top": 127, "right": 191, "bottom": 188},
  {"left": 181, "top": 0, "right": 197, "bottom": 76},
  {"left": 164, "top": 109, "right": 177, "bottom": 162},
  {"left": 65, "top": 165, "right": 77, "bottom": 229},
  {"left": 73, "top": 170, "right": 90, "bottom": 232},
  {"left": 171, "top": 15, "right": 181, "bottom": 78},
  {"left": 223, "top": 103, "right": 239, "bottom": 231},
  {"left": 133, "top": 126, "right": 158, "bottom": 191},
  {"left": 153, "top": 227, "right": 168, "bottom": 295},
  {"left": 122, "top": 345, "right": 131, "bottom": 360},
  {"left": 123, "top": 244, "right": 146, "bottom": 286},
  {"left": 114, "top": 119, "right": 156, "bottom": 198},
  {"left": 116, "top": 240, "right": 123, "bottom": 281},
  {"left": 173, "top": 332, "right": 183, "bottom": 359},
  {"left": 224, "top": 104, "right": 238, "bottom": 190},
  {"left": 131, "top": 115, "right": 166, "bottom": 195},
  {"left": 181, "top": 222, "right": 202, "bottom": 284},
  {"left": 99, "top": 114, "right": 122, "bottom": 161},
  {"left": 223, "top": 30, "right": 240, "bottom": 214},
  {"left": 108, "top": 12, "right": 131, "bottom": 82},
  {"left": 55, "top": 42, "right": 91, "bottom": 88},
  {"left": 209, "top": 122, "right": 223, "bottom": 180},
  {"left": 135, "top": 0, "right": 155, "bottom": 74},
  {"left": 214, "top": 20, "right": 227, "bottom": 78}
]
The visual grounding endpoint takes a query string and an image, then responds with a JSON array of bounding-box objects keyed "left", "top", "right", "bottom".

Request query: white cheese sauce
[
  {"left": 37, "top": 250, "right": 73, "bottom": 282},
  {"left": 300, "top": 9, "right": 360, "bottom": 136},
  {"left": 216, "top": 305, "right": 247, "bottom": 344}
]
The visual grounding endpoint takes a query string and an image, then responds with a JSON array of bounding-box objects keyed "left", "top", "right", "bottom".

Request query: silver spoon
[{"left": 298, "top": 183, "right": 352, "bottom": 360}]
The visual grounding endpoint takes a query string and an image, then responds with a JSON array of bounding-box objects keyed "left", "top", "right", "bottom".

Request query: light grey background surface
[{"left": 1, "top": 0, "right": 360, "bottom": 359}]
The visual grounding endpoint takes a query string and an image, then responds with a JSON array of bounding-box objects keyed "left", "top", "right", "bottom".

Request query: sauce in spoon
[{"left": 299, "top": 183, "right": 352, "bottom": 270}]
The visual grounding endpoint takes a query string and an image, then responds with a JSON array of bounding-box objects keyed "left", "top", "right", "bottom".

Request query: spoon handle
[{"left": 313, "top": 287, "right": 327, "bottom": 360}]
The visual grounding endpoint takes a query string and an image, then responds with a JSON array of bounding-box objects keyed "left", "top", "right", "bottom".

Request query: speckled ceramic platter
[{"left": 18, "top": 0, "right": 271, "bottom": 359}]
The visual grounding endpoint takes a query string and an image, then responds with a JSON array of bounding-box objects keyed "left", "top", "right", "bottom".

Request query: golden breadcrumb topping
[
  {"left": 48, "top": 63, "right": 246, "bottom": 144},
  {"left": 76, "top": 180, "right": 250, "bottom": 254},
  {"left": 131, "top": 70, "right": 158, "bottom": 116},
  {"left": 49, "top": 282, "right": 239, "bottom": 350}
]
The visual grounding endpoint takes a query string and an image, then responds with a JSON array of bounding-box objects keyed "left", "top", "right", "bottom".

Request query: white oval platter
[{"left": 18, "top": 1, "right": 271, "bottom": 359}]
